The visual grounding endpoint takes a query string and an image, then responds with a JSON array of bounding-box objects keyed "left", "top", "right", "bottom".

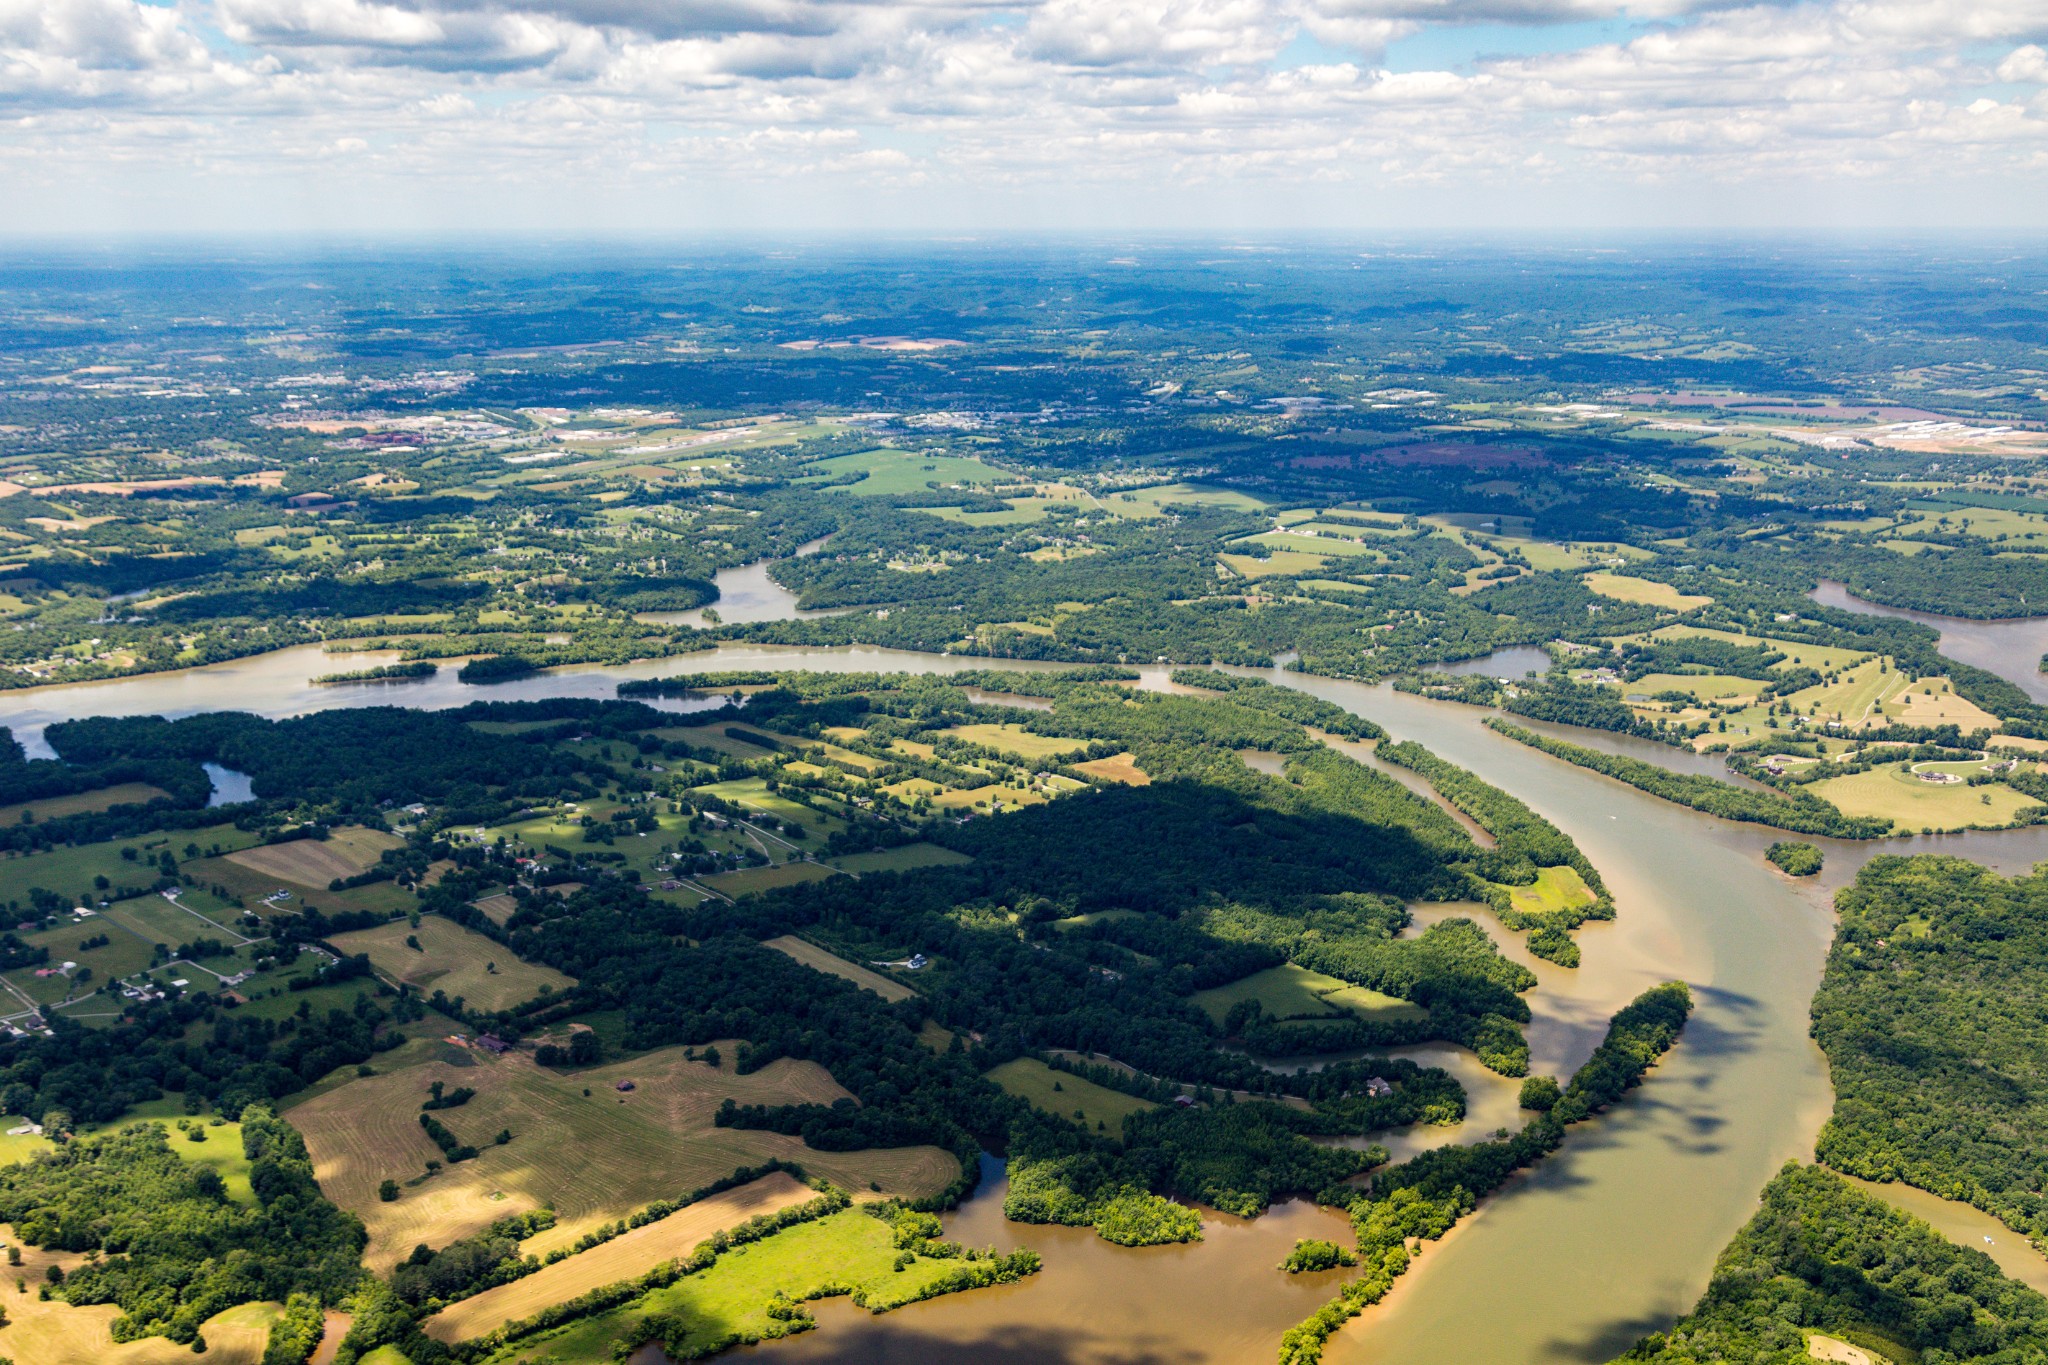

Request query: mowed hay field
[
  {"left": 1809, "top": 765, "right": 2043, "bottom": 831},
  {"left": 763, "top": 935, "right": 915, "bottom": 1002},
  {"left": 940, "top": 723, "right": 1089, "bottom": 762},
  {"left": 225, "top": 826, "right": 405, "bottom": 888},
  {"left": 0, "top": 781, "right": 171, "bottom": 827},
  {"left": 287, "top": 1044, "right": 956, "bottom": 1270},
  {"left": 1072, "top": 752, "right": 1149, "bottom": 785},
  {"left": 0, "top": 1226, "right": 283, "bottom": 1364},
  {"left": 329, "top": 914, "right": 574, "bottom": 1012},
  {"left": 1584, "top": 572, "right": 1712, "bottom": 611},
  {"left": 424, "top": 1172, "right": 815, "bottom": 1343}
]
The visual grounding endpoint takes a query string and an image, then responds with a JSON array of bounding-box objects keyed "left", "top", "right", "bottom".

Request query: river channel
[
  {"left": 8, "top": 578, "right": 2048, "bottom": 1361},
  {"left": 1811, "top": 578, "right": 2048, "bottom": 704}
]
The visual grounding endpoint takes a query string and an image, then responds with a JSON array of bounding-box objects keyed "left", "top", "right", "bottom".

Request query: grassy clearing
[
  {"left": 1501, "top": 540, "right": 1649, "bottom": 572},
  {"left": 797, "top": 448, "right": 1006, "bottom": 497},
  {"left": 1104, "top": 482, "right": 1272, "bottom": 517},
  {"left": 1880, "top": 678, "right": 2003, "bottom": 730},
  {"left": 483, "top": 1207, "right": 981, "bottom": 1364},
  {"left": 225, "top": 827, "right": 404, "bottom": 889},
  {"left": 103, "top": 891, "right": 242, "bottom": 947},
  {"left": 1809, "top": 765, "right": 2043, "bottom": 831},
  {"left": 931, "top": 785, "right": 1045, "bottom": 811},
  {"left": 828, "top": 843, "right": 971, "bottom": 874},
  {"left": 924, "top": 497, "right": 1077, "bottom": 527},
  {"left": 473, "top": 893, "right": 520, "bottom": 926},
  {"left": 1624, "top": 673, "right": 1763, "bottom": 702},
  {"left": 192, "top": 849, "right": 416, "bottom": 920},
  {"left": 1502, "top": 865, "right": 1597, "bottom": 918},
  {"left": 423, "top": 1173, "right": 816, "bottom": 1343},
  {"left": 762, "top": 936, "right": 914, "bottom": 1002},
  {"left": 1646, "top": 626, "right": 1872, "bottom": 672},
  {"left": 806, "top": 740, "right": 885, "bottom": 774},
  {"left": 692, "top": 778, "right": 847, "bottom": 840},
  {"left": 330, "top": 915, "right": 574, "bottom": 1012},
  {"left": 287, "top": 1045, "right": 956, "bottom": 1270},
  {"left": 1780, "top": 659, "right": 1906, "bottom": 727},
  {"left": 0, "top": 782, "right": 172, "bottom": 826},
  {"left": 1585, "top": 572, "right": 1712, "bottom": 611},
  {"left": 939, "top": 723, "right": 1089, "bottom": 761},
  {"left": 1189, "top": 963, "right": 1423, "bottom": 1028},
  {"left": 1220, "top": 550, "right": 1328, "bottom": 579},
  {"left": 1072, "top": 753, "right": 1148, "bottom": 785},
  {"left": 1247, "top": 532, "right": 1386, "bottom": 560},
  {"left": 700, "top": 862, "right": 838, "bottom": 897},
  {"left": 985, "top": 1057, "right": 1156, "bottom": 1138},
  {"left": 0, "top": 1286, "right": 283, "bottom": 1365},
  {"left": 653, "top": 723, "right": 779, "bottom": 759},
  {"left": 0, "top": 824, "right": 260, "bottom": 909}
]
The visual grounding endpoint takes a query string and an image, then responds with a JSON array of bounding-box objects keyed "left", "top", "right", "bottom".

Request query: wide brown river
[{"left": 8, "top": 625, "right": 2048, "bottom": 1363}]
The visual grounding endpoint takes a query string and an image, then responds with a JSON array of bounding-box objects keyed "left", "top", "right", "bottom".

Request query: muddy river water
[{"left": 8, "top": 608, "right": 2048, "bottom": 1362}]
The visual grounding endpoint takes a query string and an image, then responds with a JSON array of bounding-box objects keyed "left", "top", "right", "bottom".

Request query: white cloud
[
  {"left": 1, "top": 0, "right": 2046, "bottom": 228},
  {"left": 2000, "top": 44, "right": 2048, "bottom": 84}
]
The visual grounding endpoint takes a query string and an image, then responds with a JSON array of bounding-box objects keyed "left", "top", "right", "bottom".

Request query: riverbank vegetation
[
  {"left": 1487, "top": 720, "right": 1898, "bottom": 837},
  {"left": 1766, "top": 842, "right": 1823, "bottom": 876},
  {"left": 1813, "top": 856, "right": 2048, "bottom": 1243},
  {"left": 1615, "top": 1163, "right": 2048, "bottom": 1364},
  {"left": 1277, "top": 982, "right": 1694, "bottom": 1365}
]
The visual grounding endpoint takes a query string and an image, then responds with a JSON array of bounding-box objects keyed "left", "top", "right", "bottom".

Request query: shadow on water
[
  {"left": 707, "top": 1311, "right": 1204, "bottom": 1365},
  {"left": 1539, "top": 1311, "right": 1682, "bottom": 1364}
]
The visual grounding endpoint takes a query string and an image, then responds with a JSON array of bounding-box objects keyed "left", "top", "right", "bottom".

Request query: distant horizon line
[{"left": 0, "top": 227, "right": 2042, "bottom": 254}]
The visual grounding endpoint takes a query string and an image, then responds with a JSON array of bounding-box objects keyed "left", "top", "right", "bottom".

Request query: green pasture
[{"left": 986, "top": 1057, "right": 1157, "bottom": 1137}]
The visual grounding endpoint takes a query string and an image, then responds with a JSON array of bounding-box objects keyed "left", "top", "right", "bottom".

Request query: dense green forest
[
  {"left": 1813, "top": 856, "right": 2048, "bottom": 1241},
  {"left": 1616, "top": 1164, "right": 2048, "bottom": 1364},
  {"left": 0, "top": 1109, "right": 364, "bottom": 1344}
]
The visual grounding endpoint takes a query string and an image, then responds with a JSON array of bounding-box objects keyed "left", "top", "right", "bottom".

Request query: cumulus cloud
[
  {"left": 2000, "top": 44, "right": 2048, "bottom": 84},
  {"left": 1, "top": 0, "right": 2047, "bottom": 226}
]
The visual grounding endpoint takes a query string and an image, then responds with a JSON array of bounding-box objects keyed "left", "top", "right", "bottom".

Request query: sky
[{"left": 4, "top": 0, "right": 2048, "bottom": 234}]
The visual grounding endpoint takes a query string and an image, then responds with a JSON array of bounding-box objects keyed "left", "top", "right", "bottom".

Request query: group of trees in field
[{"left": 0, "top": 985, "right": 409, "bottom": 1130}]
